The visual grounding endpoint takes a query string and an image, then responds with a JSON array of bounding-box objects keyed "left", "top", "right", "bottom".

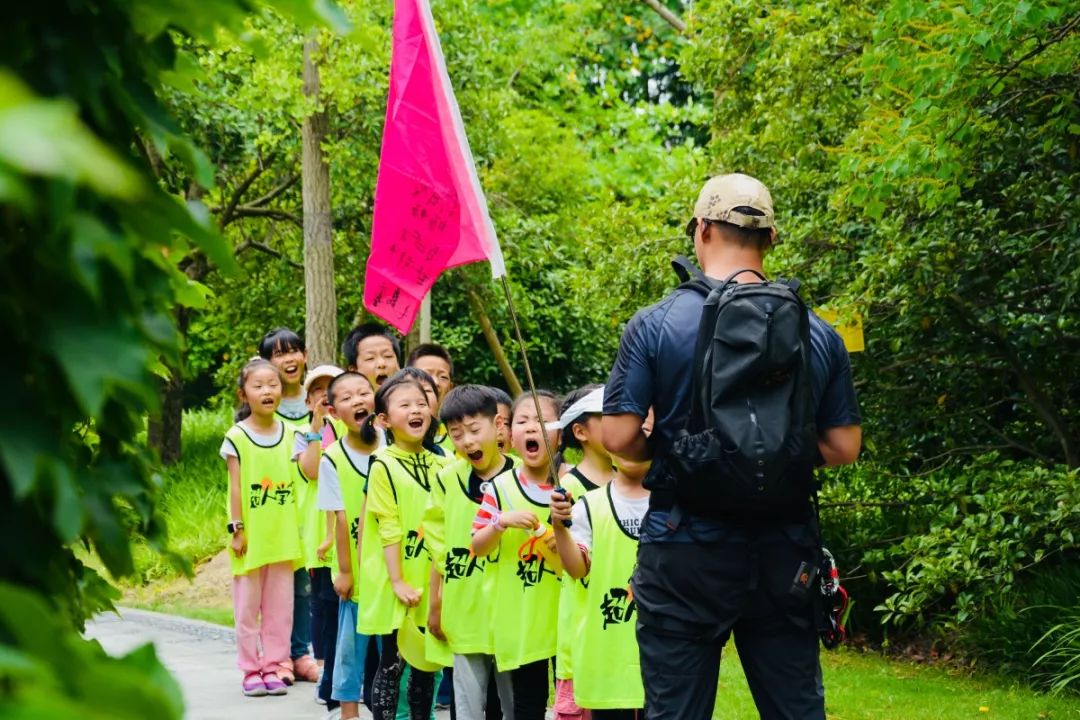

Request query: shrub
[
  {"left": 817, "top": 456, "right": 1079, "bottom": 652},
  {"left": 132, "top": 408, "right": 231, "bottom": 583}
]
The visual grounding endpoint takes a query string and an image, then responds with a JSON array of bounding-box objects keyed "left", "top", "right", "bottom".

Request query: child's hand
[
  {"left": 542, "top": 529, "right": 558, "bottom": 556},
  {"left": 499, "top": 510, "right": 540, "bottom": 530},
  {"left": 311, "top": 402, "right": 329, "bottom": 431},
  {"left": 392, "top": 579, "right": 421, "bottom": 608},
  {"left": 333, "top": 570, "right": 353, "bottom": 601},
  {"left": 230, "top": 531, "right": 247, "bottom": 558},
  {"left": 428, "top": 605, "right": 446, "bottom": 641},
  {"left": 316, "top": 539, "right": 333, "bottom": 561},
  {"left": 549, "top": 491, "right": 573, "bottom": 524}
]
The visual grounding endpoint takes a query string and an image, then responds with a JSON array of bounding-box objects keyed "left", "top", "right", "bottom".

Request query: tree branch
[
  {"left": 218, "top": 152, "right": 277, "bottom": 227},
  {"left": 245, "top": 171, "right": 300, "bottom": 210},
  {"left": 980, "top": 12, "right": 1080, "bottom": 104},
  {"left": 946, "top": 293, "right": 1077, "bottom": 467},
  {"left": 227, "top": 206, "right": 303, "bottom": 226},
  {"left": 640, "top": 0, "right": 686, "bottom": 33},
  {"left": 234, "top": 238, "right": 303, "bottom": 270}
]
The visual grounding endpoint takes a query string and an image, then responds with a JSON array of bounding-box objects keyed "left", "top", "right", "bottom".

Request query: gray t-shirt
[{"left": 277, "top": 392, "right": 309, "bottom": 421}]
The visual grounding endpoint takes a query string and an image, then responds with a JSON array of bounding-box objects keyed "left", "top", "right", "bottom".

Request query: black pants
[
  {"left": 310, "top": 568, "right": 339, "bottom": 709},
  {"left": 633, "top": 521, "right": 825, "bottom": 720},
  {"left": 371, "top": 632, "right": 435, "bottom": 720},
  {"left": 509, "top": 658, "right": 550, "bottom": 720},
  {"left": 593, "top": 711, "right": 641, "bottom": 720}
]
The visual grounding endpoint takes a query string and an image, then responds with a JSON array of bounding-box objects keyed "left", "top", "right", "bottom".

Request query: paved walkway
[{"left": 86, "top": 608, "right": 374, "bottom": 719}]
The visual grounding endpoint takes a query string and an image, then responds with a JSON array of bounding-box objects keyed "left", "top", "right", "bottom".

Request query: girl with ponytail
[{"left": 355, "top": 370, "right": 452, "bottom": 719}]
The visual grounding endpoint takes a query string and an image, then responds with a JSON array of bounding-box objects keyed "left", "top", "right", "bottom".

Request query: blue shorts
[{"left": 332, "top": 599, "right": 374, "bottom": 702}]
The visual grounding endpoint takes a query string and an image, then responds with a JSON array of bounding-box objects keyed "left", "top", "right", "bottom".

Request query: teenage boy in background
[
  {"left": 341, "top": 322, "right": 402, "bottom": 391},
  {"left": 407, "top": 343, "right": 456, "bottom": 456}
]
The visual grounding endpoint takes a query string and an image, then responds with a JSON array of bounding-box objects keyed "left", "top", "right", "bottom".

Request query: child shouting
[
  {"left": 471, "top": 391, "right": 587, "bottom": 720},
  {"left": 316, "top": 371, "right": 382, "bottom": 718},
  {"left": 424, "top": 385, "right": 516, "bottom": 719}
]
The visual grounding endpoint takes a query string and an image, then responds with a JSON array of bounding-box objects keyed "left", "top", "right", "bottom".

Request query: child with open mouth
[
  {"left": 470, "top": 391, "right": 588, "bottom": 720},
  {"left": 314, "top": 371, "right": 383, "bottom": 719},
  {"left": 423, "top": 385, "right": 518, "bottom": 719},
  {"left": 220, "top": 358, "right": 303, "bottom": 698},
  {"left": 356, "top": 370, "right": 452, "bottom": 719}
]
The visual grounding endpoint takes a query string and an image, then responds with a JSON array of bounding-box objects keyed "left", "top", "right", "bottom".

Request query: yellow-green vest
[
  {"left": 487, "top": 469, "right": 586, "bottom": 672},
  {"left": 357, "top": 445, "right": 449, "bottom": 635},
  {"left": 323, "top": 438, "right": 372, "bottom": 601},
  {"left": 572, "top": 484, "right": 644, "bottom": 710},
  {"left": 225, "top": 423, "right": 302, "bottom": 576}
]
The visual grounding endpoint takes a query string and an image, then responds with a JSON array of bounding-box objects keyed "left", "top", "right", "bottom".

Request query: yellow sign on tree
[{"left": 815, "top": 309, "right": 865, "bottom": 353}]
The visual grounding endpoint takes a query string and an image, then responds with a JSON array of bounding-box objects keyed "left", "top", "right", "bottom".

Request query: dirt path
[{"left": 123, "top": 550, "right": 235, "bottom": 617}]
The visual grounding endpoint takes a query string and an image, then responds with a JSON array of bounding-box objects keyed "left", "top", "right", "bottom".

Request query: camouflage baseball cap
[{"left": 693, "top": 173, "right": 774, "bottom": 229}]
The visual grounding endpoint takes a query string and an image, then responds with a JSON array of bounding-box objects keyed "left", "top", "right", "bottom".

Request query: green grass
[
  {"left": 128, "top": 600, "right": 233, "bottom": 627},
  {"left": 132, "top": 407, "right": 231, "bottom": 583},
  {"left": 713, "top": 645, "right": 1080, "bottom": 719}
]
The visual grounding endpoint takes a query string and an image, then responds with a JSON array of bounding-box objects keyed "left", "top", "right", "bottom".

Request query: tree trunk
[
  {"left": 147, "top": 306, "right": 189, "bottom": 465},
  {"left": 302, "top": 36, "right": 338, "bottom": 367},
  {"left": 404, "top": 292, "right": 433, "bottom": 359},
  {"left": 464, "top": 284, "right": 523, "bottom": 395}
]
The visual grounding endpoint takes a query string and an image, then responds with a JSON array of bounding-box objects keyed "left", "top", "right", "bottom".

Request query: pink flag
[{"left": 363, "top": 0, "right": 505, "bottom": 334}]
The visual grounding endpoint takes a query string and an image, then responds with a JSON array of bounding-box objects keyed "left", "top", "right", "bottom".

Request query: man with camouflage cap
[{"left": 602, "top": 173, "right": 863, "bottom": 719}]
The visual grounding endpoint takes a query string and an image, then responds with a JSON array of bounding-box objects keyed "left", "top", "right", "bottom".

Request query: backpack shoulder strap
[
  {"left": 672, "top": 255, "right": 713, "bottom": 296},
  {"left": 776, "top": 276, "right": 802, "bottom": 294},
  {"left": 672, "top": 255, "right": 705, "bottom": 283}
]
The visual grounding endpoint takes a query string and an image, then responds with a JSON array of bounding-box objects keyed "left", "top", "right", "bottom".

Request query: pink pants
[
  {"left": 554, "top": 678, "right": 591, "bottom": 720},
  {"left": 232, "top": 560, "right": 294, "bottom": 675}
]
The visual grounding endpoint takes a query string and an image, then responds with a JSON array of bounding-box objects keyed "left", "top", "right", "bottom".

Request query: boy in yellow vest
[
  {"left": 424, "top": 385, "right": 515, "bottom": 719},
  {"left": 551, "top": 450, "right": 652, "bottom": 719},
  {"left": 315, "top": 371, "right": 382, "bottom": 718}
]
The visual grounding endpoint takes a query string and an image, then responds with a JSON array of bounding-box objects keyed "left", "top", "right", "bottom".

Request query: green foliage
[
  {"left": 0, "top": 0, "right": 340, "bottom": 716},
  {"left": 1033, "top": 603, "right": 1080, "bottom": 695},
  {"left": 960, "top": 564, "right": 1080, "bottom": 690},
  {"left": 869, "top": 458, "right": 1078, "bottom": 631},
  {"left": 132, "top": 409, "right": 231, "bottom": 583},
  {"left": 0, "top": 583, "right": 184, "bottom": 718},
  {"left": 817, "top": 456, "right": 1080, "bottom": 653}
]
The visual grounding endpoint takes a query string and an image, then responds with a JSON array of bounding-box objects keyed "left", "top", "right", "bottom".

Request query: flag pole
[{"left": 498, "top": 275, "right": 562, "bottom": 491}]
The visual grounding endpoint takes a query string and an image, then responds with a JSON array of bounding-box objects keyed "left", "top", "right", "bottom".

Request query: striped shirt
[{"left": 471, "top": 468, "right": 554, "bottom": 533}]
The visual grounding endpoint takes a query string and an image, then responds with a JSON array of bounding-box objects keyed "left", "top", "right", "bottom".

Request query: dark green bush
[{"left": 819, "top": 456, "right": 1079, "bottom": 655}]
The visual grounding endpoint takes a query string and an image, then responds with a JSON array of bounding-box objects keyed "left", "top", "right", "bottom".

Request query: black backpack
[{"left": 666, "top": 256, "right": 818, "bottom": 522}]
